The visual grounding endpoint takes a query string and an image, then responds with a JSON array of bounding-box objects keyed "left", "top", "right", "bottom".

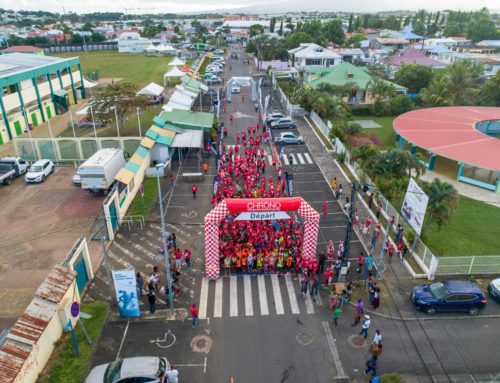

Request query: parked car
[
  {"left": 206, "top": 66, "right": 222, "bottom": 74},
  {"left": 231, "top": 84, "right": 241, "bottom": 94},
  {"left": 270, "top": 118, "right": 295, "bottom": 129},
  {"left": 206, "top": 76, "right": 222, "bottom": 85},
  {"left": 488, "top": 278, "right": 500, "bottom": 303},
  {"left": 266, "top": 112, "right": 285, "bottom": 125},
  {"left": 72, "top": 169, "right": 81, "bottom": 186},
  {"left": 275, "top": 132, "right": 304, "bottom": 145},
  {"left": 25, "top": 159, "right": 55, "bottom": 183},
  {"left": 204, "top": 73, "right": 214, "bottom": 79},
  {"left": 211, "top": 61, "right": 224, "bottom": 67},
  {"left": 0, "top": 157, "right": 29, "bottom": 185},
  {"left": 85, "top": 356, "right": 169, "bottom": 383},
  {"left": 411, "top": 280, "right": 486, "bottom": 315}
]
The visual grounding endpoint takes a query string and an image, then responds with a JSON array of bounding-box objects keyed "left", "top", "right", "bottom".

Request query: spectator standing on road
[
  {"left": 331, "top": 177, "right": 337, "bottom": 190},
  {"left": 332, "top": 306, "right": 341, "bottom": 327},
  {"left": 364, "top": 355, "right": 378, "bottom": 376},
  {"left": 174, "top": 248, "right": 182, "bottom": 269},
  {"left": 357, "top": 252, "right": 364, "bottom": 273},
  {"left": 322, "top": 199, "right": 328, "bottom": 218},
  {"left": 184, "top": 248, "right": 191, "bottom": 269},
  {"left": 375, "top": 205, "right": 382, "bottom": 219},
  {"left": 147, "top": 285, "right": 156, "bottom": 314},
  {"left": 300, "top": 275, "right": 309, "bottom": 297},
  {"left": 353, "top": 299, "right": 364, "bottom": 325},
  {"left": 192, "top": 183, "right": 198, "bottom": 199},
  {"left": 359, "top": 315, "right": 371, "bottom": 339},
  {"left": 229, "top": 114, "right": 234, "bottom": 124},
  {"left": 191, "top": 304, "right": 199, "bottom": 328},
  {"left": 241, "top": 94, "right": 245, "bottom": 103},
  {"left": 318, "top": 252, "right": 326, "bottom": 273},
  {"left": 165, "top": 366, "right": 180, "bottom": 383},
  {"left": 373, "top": 287, "right": 381, "bottom": 309},
  {"left": 310, "top": 274, "right": 319, "bottom": 298},
  {"left": 136, "top": 272, "right": 144, "bottom": 298}
]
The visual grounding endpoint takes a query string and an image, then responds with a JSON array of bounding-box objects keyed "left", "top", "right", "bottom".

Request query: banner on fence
[
  {"left": 112, "top": 269, "right": 140, "bottom": 317},
  {"left": 401, "top": 178, "right": 428, "bottom": 235}
]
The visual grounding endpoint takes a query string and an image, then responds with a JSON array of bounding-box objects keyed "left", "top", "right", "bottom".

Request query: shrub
[
  {"left": 391, "top": 94, "right": 415, "bottom": 116},
  {"left": 350, "top": 105, "right": 373, "bottom": 116}
]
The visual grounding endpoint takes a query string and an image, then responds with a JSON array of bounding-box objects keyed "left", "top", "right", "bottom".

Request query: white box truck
[{"left": 79, "top": 148, "right": 127, "bottom": 194}]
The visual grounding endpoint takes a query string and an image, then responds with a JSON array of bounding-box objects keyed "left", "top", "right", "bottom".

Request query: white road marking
[
  {"left": 316, "top": 292, "right": 324, "bottom": 307},
  {"left": 305, "top": 291, "right": 315, "bottom": 314},
  {"left": 304, "top": 153, "right": 313, "bottom": 164},
  {"left": 322, "top": 321, "right": 347, "bottom": 378},
  {"left": 285, "top": 275, "right": 300, "bottom": 314},
  {"left": 271, "top": 274, "right": 285, "bottom": 315},
  {"left": 230, "top": 276, "right": 238, "bottom": 317},
  {"left": 267, "top": 154, "right": 273, "bottom": 166},
  {"left": 214, "top": 278, "right": 223, "bottom": 318},
  {"left": 297, "top": 153, "right": 305, "bottom": 164},
  {"left": 116, "top": 321, "right": 129, "bottom": 361},
  {"left": 199, "top": 278, "right": 209, "bottom": 319},
  {"left": 290, "top": 153, "right": 297, "bottom": 165},
  {"left": 244, "top": 275, "right": 253, "bottom": 316},
  {"left": 257, "top": 275, "right": 269, "bottom": 316},
  {"left": 282, "top": 154, "right": 289, "bottom": 165}
]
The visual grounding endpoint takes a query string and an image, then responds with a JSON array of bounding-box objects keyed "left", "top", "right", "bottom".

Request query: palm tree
[
  {"left": 350, "top": 144, "right": 379, "bottom": 177},
  {"left": 368, "top": 78, "right": 396, "bottom": 116},
  {"left": 420, "top": 76, "right": 450, "bottom": 106},
  {"left": 445, "top": 61, "right": 480, "bottom": 105},
  {"left": 420, "top": 178, "right": 459, "bottom": 236}
]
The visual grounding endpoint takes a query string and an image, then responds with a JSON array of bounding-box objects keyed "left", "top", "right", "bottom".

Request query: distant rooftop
[{"left": 0, "top": 45, "right": 43, "bottom": 53}]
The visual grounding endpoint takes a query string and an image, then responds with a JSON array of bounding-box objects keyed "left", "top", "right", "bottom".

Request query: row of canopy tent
[
  {"left": 163, "top": 56, "right": 205, "bottom": 85},
  {"left": 145, "top": 44, "right": 179, "bottom": 55},
  {"left": 164, "top": 74, "right": 209, "bottom": 111}
]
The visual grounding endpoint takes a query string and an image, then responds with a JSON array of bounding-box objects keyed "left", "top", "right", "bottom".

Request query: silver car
[
  {"left": 275, "top": 132, "right": 304, "bottom": 144},
  {"left": 85, "top": 356, "right": 169, "bottom": 383}
]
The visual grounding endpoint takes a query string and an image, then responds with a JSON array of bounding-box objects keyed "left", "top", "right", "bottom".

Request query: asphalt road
[{"left": 85, "top": 45, "right": 500, "bottom": 383}]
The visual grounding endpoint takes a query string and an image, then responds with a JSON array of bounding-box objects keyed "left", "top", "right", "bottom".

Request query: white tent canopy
[
  {"left": 163, "top": 90, "right": 195, "bottom": 111},
  {"left": 145, "top": 44, "right": 158, "bottom": 53},
  {"left": 175, "top": 84, "right": 198, "bottom": 99},
  {"left": 137, "top": 82, "right": 165, "bottom": 97},
  {"left": 163, "top": 67, "right": 185, "bottom": 85},
  {"left": 157, "top": 45, "right": 178, "bottom": 54},
  {"left": 168, "top": 57, "right": 186, "bottom": 66}
]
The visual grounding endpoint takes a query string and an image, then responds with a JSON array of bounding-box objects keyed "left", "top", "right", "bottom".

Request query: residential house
[
  {"left": 330, "top": 48, "right": 365, "bottom": 63},
  {"left": 0, "top": 45, "right": 45, "bottom": 55},
  {"left": 370, "top": 37, "right": 410, "bottom": 52},
  {"left": 117, "top": 32, "right": 152, "bottom": 53},
  {"left": 288, "top": 43, "right": 341, "bottom": 74},
  {"left": 307, "top": 62, "right": 406, "bottom": 105},
  {"left": 388, "top": 48, "right": 447, "bottom": 75}
]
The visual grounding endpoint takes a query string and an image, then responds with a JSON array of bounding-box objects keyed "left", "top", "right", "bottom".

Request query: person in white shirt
[
  {"left": 372, "top": 329, "right": 382, "bottom": 344},
  {"left": 165, "top": 366, "right": 179, "bottom": 383}
]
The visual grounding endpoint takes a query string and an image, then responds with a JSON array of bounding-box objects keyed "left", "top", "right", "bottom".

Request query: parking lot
[{"left": 0, "top": 166, "right": 104, "bottom": 330}]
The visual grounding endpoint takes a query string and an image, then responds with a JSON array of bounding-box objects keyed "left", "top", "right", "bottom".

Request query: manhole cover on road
[
  {"left": 296, "top": 333, "right": 314, "bottom": 346},
  {"left": 191, "top": 335, "right": 212, "bottom": 353},
  {"left": 347, "top": 334, "right": 368, "bottom": 349}
]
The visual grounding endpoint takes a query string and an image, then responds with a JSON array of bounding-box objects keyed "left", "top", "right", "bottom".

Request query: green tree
[
  {"left": 384, "top": 15, "right": 400, "bottom": 31},
  {"left": 467, "top": 8, "right": 498, "bottom": 43},
  {"left": 368, "top": 78, "right": 396, "bottom": 116},
  {"left": 287, "top": 31, "right": 314, "bottom": 49},
  {"left": 420, "top": 178, "right": 459, "bottom": 236},
  {"left": 301, "top": 20, "right": 326, "bottom": 45},
  {"left": 245, "top": 40, "right": 257, "bottom": 54},
  {"left": 285, "top": 23, "right": 295, "bottom": 33},
  {"left": 91, "top": 32, "right": 106, "bottom": 42},
  {"left": 278, "top": 20, "right": 284, "bottom": 36},
  {"left": 249, "top": 24, "right": 265, "bottom": 37},
  {"left": 420, "top": 76, "right": 450, "bottom": 106},
  {"left": 479, "top": 73, "right": 500, "bottom": 106},
  {"left": 443, "top": 22, "right": 462, "bottom": 37},
  {"left": 270, "top": 17, "right": 276, "bottom": 33},
  {"left": 70, "top": 34, "right": 83, "bottom": 44},
  {"left": 82, "top": 22, "right": 94, "bottom": 31},
  {"left": 446, "top": 60, "right": 481, "bottom": 105},
  {"left": 322, "top": 19, "right": 344, "bottom": 45},
  {"left": 391, "top": 94, "right": 414, "bottom": 116},
  {"left": 92, "top": 82, "right": 148, "bottom": 131},
  {"left": 354, "top": 16, "right": 361, "bottom": 31},
  {"left": 348, "top": 14, "right": 354, "bottom": 33},
  {"left": 350, "top": 144, "right": 379, "bottom": 176},
  {"left": 412, "top": 20, "right": 425, "bottom": 37},
  {"left": 394, "top": 64, "right": 433, "bottom": 93},
  {"left": 403, "top": 15, "right": 411, "bottom": 26}
]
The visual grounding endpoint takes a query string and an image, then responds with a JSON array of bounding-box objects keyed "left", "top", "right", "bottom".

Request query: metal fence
[
  {"left": 436, "top": 255, "right": 500, "bottom": 276},
  {"left": 310, "top": 111, "right": 331, "bottom": 138},
  {"left": 13, "top": 137, "right": 141, "bottom": 163},
  {"left": 276, "top": 86, "right": 306, "bottom": 117}
]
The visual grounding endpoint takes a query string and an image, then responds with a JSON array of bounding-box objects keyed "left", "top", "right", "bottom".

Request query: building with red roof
[{"left": 0, "top": 45, "right": 44, "bottom": 55}]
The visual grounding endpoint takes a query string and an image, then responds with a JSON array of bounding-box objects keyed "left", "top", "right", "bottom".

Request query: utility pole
[{"left": 342, "top": 182, "right": 358, "bottom": 267}]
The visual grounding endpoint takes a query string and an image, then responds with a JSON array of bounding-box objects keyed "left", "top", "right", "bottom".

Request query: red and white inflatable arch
[{"left": 204, "top": 197, "right": 320, "bottom": 279}]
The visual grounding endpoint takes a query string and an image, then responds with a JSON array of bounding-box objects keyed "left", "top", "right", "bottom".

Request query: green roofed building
[
  {"left": 158, "top": 108, "right": 214, "bottom": 132},
  {"left": 307, "top": 62, "right": 406, "bottom": 105}
]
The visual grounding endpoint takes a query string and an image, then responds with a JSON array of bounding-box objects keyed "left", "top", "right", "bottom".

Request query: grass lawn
[
  {"left": 60, "top": 105, "right": 163, "bottom": 138},
  {"left": 37, "top": 301, "right": 109, "bottom": 383},
  {"left": 52, "top": 51, "right": 185, "bottom": 88},
  {"left": 424, "top": 196, "right": 500, "bottom": 257},
  {"left": 127, "top": 177, "right": 159, "bottom": 219},
  {"left": 352, "top": 116, "right": 396, "bottom": 148}
]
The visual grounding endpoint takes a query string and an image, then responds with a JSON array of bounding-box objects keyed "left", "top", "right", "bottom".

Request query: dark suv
[{"left": 411, "top": 280, "right": 486, "bottom": 316}]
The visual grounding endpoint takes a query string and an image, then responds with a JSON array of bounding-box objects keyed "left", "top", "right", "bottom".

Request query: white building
[
  {"left": 117, "top": 32, "right": 151, "bottom": 53},
  {"left": 288, "top": 43, "right": 341, "bottom": 73}
]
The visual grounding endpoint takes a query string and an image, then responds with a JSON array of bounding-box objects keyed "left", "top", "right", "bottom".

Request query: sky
[{"left": 3, "top": 0, "right": 499, "bottom": 14}]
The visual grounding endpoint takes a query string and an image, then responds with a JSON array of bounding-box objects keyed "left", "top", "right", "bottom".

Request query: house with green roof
[{"left": 307, "top": 62, "right": 406, "bottom": 105}]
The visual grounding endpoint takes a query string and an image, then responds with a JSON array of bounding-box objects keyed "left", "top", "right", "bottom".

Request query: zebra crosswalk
[
  {"left": 198, "top": 274, "right": 320, "bottom": 319},
  {"left": 224, "top": 145, "right": 314, "bottom": 166}
]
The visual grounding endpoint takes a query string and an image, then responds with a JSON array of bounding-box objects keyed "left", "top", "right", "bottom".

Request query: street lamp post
[
  {"left": 67, "top": 96, "right": 77, "bottom": 139},
  {"left": 155, "top": 163, "right": 174, "bottom": 314}
]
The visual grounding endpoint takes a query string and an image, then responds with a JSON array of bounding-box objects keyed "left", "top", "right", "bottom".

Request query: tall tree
[
  {"left": 420, "top": 76, "right": 451, "bottom": 106},
  {"left": 384, "top": 15, "right": 400, "bottom": 31},
  {"left": 287, "top": 31, "right": 314, "bottom": 49},
  {"left": 278, "top": 20, "right": 283, "bottom": 36},
  {"left": 445, "top": 60, "right": 482, "bottom": 105},
  {"left": 420, "top": 178, "right": 459, "bottom": 236},
  {"left": 395, "top": 64, "right": 433, "bottom": 94},
  {"left": 354, "top": 16, "right": 361, "bottom": 31},
  {"left": 347, "top": 14, "right": 354, "bottom": 33},
  {"left": 92, "top": 82, "right": 147, "bottom": 130},
  {"left": 479, "top": 72, "right": 500, "bottom": 106},
  {"left": 270, "top": 17, "right": 276, "bottom": 33},
  {"left": 368, "top": 78, "right": 396, "bottom": 116},
  {"left": 322, "top": 19, "right": 344, "bottom": 45},
  {"left": 467, "top": 8, "right": 498, "bottom": 43}
]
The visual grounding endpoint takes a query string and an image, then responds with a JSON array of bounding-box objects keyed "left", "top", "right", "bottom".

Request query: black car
[
  {"left": 411, "top": 280, "right": 486, "bottom": 315},
  {"left": 488, "top": 278, "right": 500, "bottom": 303}
]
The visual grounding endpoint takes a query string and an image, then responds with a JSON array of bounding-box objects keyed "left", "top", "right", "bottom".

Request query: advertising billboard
[
  {"left": 112, "top": 269, "right": 140, "bottom": 318},
  {"left": 401, "top": 178, "right": 429, "bottom": 236}
]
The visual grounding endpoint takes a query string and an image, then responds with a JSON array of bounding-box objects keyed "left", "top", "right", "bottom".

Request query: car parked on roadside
[
  {"left": 25, "top": 159, "right": 55, "bottom": 183},
  {"left": 85, "top": 356, "right": 170, "bottom": 383},
  {"left": 206, "top": 76, "right": 222, "bottom": 85},
  {"left": 411, "top": 280, "right": 486, "bottom": 315},
  {"left": 0, "top": 157, "right": 29, "bottom": 185},
  {"left": 270, "top": 118, "right": 295, "bottom": 129},
  {"left": 72, "top": 169, "right": 81, "bottom": 186},
  {"left": 231, "top": 84, "right": 241, "bottom": 93},
  {"left": 488, "top": 278, "right": 500, "bottom": 303},
  {"left": 266, "top": 112, "right": 285, "bottom": 125},
  {"left": 274, "top": 132, "right": 304, "bottom": 145}
]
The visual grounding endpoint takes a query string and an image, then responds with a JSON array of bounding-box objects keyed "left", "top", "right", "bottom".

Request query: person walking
[
  {"left": 364, "top": 355, "right": 378, "bottom": 376},
  {"left": 184, "top": 248, "right": 192, "bottom": 269},
  {"left": 322, "top": 199, "right": 328, "bottom": 218},
  {"left": 300, "top": 275, "right": 309, "bottom": 297},
  {"left": 331, "top": 177, "right": 337, "bottom": 190},
  {"left": 357, "top": 252, "right": 364, "bottom": 273},
  {"left": 191, "top": 303, "right": 199, "bottom": 328},
  {"left": 147, "top": 286, "right": 156, "bottom": 314},
  {"left": 318, "top": 252, "right": 326, "bottom": 274},
  {"left": 359, "top": 314, "right": 371, "bottom": 339},
  {"left": 372, "top": 329, "right": 382, "bottom": 345},
  {"left": 192, "top": 183, "right": 198, "bottom": 199},
  {"left": 373, "top": 287, "right": 381, "bottom": 309},
  {"left": 332, "top": 306, "right": 341, "bottom": 327},
  {"left": 165, "top": 365, "right": 180, "bottom": 383},
  {"left": 353, "top": 299, "right": 364, "bottom": 326},
  {"left": 310, "top": 274, "right": 319, "bottom": 298},
  {"left": 136, "top": 272, "right": 144, "bottom": 298}
]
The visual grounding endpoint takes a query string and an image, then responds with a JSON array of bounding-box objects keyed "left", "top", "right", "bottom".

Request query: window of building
[{"left": 305, "top": 59, "right": 322, "bottom": 66}]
